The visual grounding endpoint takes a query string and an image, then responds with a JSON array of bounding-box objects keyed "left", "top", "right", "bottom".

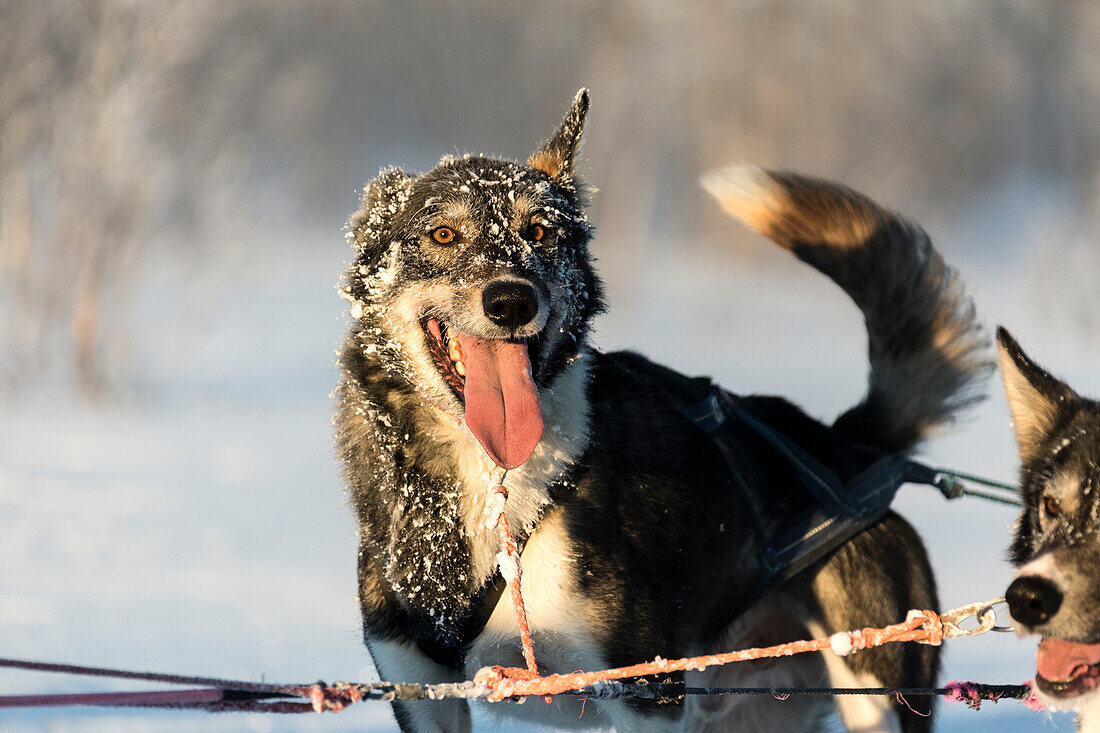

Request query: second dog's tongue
[
  {"left": 1037, "top": 638, "right": 1100, "bottom": 681},
  {"left": 455, "top": 333, "right": 543, "bottom": 469}
]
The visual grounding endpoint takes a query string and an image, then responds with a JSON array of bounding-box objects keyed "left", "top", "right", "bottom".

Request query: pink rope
[
  {"left": 490, "top": 481, "right": 539, "bottom": 677},
  {"left": 1022, "top": 682, "right": 1046, "bottom": 712},
  {"left": 0, "top": 657, "right": 299, "bottom": 695},
  {"left": 0, "top": 655, "right": 1044, "bottom": 716},
  {"left": 0, "top": 688, "right": 315, "bottom": 713},
  {"left": 0, "top": 657, "right": 352, "bottom": 712},
  {"left": 945, "top": 680, "right": 984, "bottom": 710},
  {"left": 0, "top": 688, "right": 225, "bottom": 709},
  {"left": 894, "top": 692, "right": 931, "bottom": 717}
]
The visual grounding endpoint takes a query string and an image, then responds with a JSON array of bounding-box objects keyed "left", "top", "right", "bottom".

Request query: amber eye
[
  {"left": 525, "top": 223, "right": 546, "bottom": 242},
  {"left": 1043, "top": 496, "right": 1062, "bottom": 518},
  {"left": 431, "top": 226, "right": 456, "bottom": 245}
]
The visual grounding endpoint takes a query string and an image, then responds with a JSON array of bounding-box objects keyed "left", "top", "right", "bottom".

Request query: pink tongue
[
  {"left": 1037, "top": 638, "right": 1100, "bottom": 681},
  {"left": 454, "top": 333, "right": 544, "bottom": 469}
]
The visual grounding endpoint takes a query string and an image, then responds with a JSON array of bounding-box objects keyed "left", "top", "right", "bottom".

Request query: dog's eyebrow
[
  {"left": 1042, "top": 472, "right": 1084, "bottom": 513},
  {"left": 509, "top": 194, "right": 538, "bottom": 224},
  {"left": 423, "top": 199, "right": 472, "bottom": 227}
]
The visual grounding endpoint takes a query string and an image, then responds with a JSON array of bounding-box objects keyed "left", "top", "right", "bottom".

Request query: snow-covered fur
[
  {"left": 1000, "top": 329, "right": 1100, "bottom": 731},
  {"left": 334, "top": 89, "right": 989, "bottom": 732}
]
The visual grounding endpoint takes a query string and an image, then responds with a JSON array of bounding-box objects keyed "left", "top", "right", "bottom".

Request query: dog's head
[
  {"left": 999, "top": 327, "right": 1100, "bottom": 707},
  {"left": 341, "top": 89, "right": 604, "bottom": 469}
]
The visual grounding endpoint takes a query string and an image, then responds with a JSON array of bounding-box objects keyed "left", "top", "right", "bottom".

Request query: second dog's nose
[
  {"left": 1006, "top": 576, "right": 1063, "bottom": 627},
  {"left": 482, "top": 281, "right": 538, "bottom": 330}
]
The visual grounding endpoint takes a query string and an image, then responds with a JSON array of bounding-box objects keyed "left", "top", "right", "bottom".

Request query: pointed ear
[
  {"left": 527, "top": 88, "right": 589, "bottom": 181},
  {"left": 349, "top": 166, "right": 413, "bottom": 252},
  {"left": 997, "top": 326, "right": 1077, "bottom": 460}
]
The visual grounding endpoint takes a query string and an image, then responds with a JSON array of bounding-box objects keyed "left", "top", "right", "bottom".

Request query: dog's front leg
[{"left": 366, "top": 636, "right": 472, "bottom": 733}]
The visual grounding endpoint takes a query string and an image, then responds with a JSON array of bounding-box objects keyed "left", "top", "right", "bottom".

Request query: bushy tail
[{"left": 702, "top": 165, "right": 991, "bottom": 453}]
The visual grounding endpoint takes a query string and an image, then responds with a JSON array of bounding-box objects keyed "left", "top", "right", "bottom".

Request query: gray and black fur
[
  {"left": 334, "top": 90, "right": 989, "bottom": 732},
  {"left": 999, "top": 329, "right": 1100, "bottom": 726}
]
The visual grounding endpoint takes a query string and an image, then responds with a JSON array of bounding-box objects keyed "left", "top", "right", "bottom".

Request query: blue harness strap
[{"left": 685, "top": 387, "right": 946, "bottom": 587}]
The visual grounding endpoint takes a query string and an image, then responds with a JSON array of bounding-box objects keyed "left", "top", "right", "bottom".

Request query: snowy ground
[{"left": 2, "top": 217, "right": 1092, "bottom": 731}]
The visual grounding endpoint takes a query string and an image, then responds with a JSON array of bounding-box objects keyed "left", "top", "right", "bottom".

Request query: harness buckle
[{"left": 939, "top": 598, "right": 1005, "bottom": 639}]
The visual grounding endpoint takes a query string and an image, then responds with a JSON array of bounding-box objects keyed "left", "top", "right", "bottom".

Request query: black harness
[
  {"left": 425, "top": 386, "right": 956, "bottom": 668},
  {"left": 683, "top": 387, "right": 949, "bottom": 592}
]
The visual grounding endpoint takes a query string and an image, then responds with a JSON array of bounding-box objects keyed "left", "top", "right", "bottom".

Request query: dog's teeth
[
  {"left": 455, "top": 360, "right": 466, "bottom": 377},
  {"left": 448, "top": 337, "right": 463, "bottom": 364}
]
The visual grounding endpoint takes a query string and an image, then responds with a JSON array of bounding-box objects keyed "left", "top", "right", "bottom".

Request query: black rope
[
  {"left": 551, "top": 681, "right": 1031, "bottom": 701},
  {"left": 690, "top": 684, "right": 1029, "bottom": 698},
  {"left": 340, "top": 680, "right": 1033, "bottom": 703}
]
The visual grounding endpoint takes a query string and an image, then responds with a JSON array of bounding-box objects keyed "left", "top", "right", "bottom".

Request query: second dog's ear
[
  {"left": 349, "top": 166, "right": 413, "bottom": 253},
  {"left": 527, "top": 88, "right": 589, "bottom": 183},
  {"left": 997, "top": 326, "right": 1078, "bottom": 460}
]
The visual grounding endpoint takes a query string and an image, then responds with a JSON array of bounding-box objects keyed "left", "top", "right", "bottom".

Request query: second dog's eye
[
  {"left": 431, "top": 226, "right": 457, "bottom": 245},
  {"left": 1043, "top": 496, "right": 1062, "bottom": 518}
]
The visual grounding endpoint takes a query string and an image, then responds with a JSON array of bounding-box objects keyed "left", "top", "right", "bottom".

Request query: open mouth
[
  {"left": 1034, "top": 638, "right": 1100, "bottom": 700},
  {"left": 423, "top": 317, "right": 545, "bottom": 470},
  {"left": 425, "top": 318, "right": 467, "bottom": 395}
]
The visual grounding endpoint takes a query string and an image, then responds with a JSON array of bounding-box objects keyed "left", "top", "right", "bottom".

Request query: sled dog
[
  {"left": 334, "top": 89, "right": 988, "bottom": 731},
  {"left": 1001, "top": 329, "right": 1100, "bottom": 730}
]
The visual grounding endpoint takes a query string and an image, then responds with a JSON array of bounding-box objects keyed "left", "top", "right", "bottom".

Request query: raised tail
[{"left": 702, "top": 165, "right": 991, "bottom": 454}]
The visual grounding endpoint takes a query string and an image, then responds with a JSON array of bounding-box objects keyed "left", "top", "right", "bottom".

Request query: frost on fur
[
  {"left": 349, "top": 166, "right": 413, "bottom": 253},
  {"left": 334, "top": 97, "right": 605, "bottom": 646}
]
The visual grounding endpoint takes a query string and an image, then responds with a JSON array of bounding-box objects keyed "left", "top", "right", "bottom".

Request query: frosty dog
[
  {"left": 334, "top": 90, "right": 988, "bottom": 731},
  {"left": 1000, "top": 329, "right": 1100, "bottom": 729}
]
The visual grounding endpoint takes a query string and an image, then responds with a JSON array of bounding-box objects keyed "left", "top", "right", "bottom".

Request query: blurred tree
[
  {"left": 0, "top": 1, "right": 330, "bottom": 396},
  {"left": 1, "top": 0, "right": 1096, "bottom": 396}
]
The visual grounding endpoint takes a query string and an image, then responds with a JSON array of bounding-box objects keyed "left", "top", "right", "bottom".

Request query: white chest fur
[
  {"left": 465, "top": 509, "right": 614, "bottom": 729},
  {"left": 427, "top": 349, "right": 593, "bottom": 590}
]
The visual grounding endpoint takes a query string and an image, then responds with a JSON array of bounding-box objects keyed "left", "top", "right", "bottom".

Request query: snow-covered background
[{"left": 3, "top": 3, "right": 1099, "bottom": 731}]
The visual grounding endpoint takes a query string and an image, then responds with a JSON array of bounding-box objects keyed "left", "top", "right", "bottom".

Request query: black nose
[
  {"left": 482, "top": 281, "right": 538, "bottom": 330},
  {"left": 1006, "top": 575, "right": 1063, "bottom": 627}
]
